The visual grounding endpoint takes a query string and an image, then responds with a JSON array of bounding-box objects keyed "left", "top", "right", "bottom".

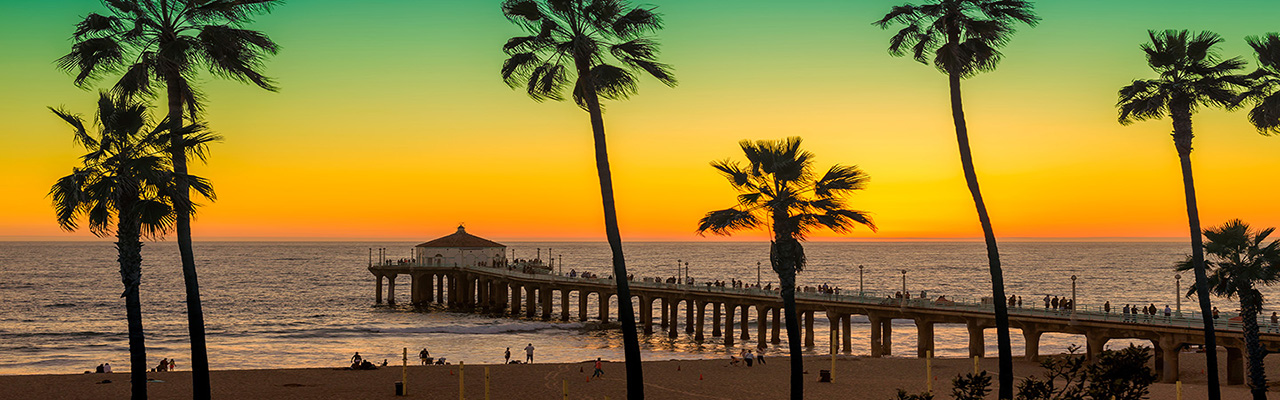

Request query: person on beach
[
  {"left": 756, "top": 345, "right": 766, "bottom": 365},
  {"left": 351, "top": 352, "right": 363, "bottom": 367},
  {"left": 505, "top": 347, "right": 511, "bottom": 364},
  {"left": 744, "top": 350, "right": 755, "bottom": 367},
  {"left": 727, "top": 354, "right": 740, "bottom": 367},
  {"left": 419, "top": 348, "right": 430, "bottom": 365},
  {"left": 168, "top": 358, "right": 176, "bottom": 371},
  {"left": 524, "top": 343, "right": 535, "bottom": 363},
  {"left": 95, "top": 364, "right": 104, "bottom": 373},
  {"left": 591, "top": 358, "right": 604, "bottom": 379},
  {"left": 103, "top": 363, "right": 111, "bottom": 373},
  {"left": 156, "top": 358, "right": 169, "bottom": 372}
]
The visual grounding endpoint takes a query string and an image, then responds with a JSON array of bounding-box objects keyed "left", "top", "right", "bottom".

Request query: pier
[{"left": 369, "top": 262, "right": 1280, "bottom": 385}]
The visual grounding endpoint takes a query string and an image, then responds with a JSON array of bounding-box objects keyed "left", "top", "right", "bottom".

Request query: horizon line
[{"left": 0, "top": 235, "right": 1188, "bottom": 243}]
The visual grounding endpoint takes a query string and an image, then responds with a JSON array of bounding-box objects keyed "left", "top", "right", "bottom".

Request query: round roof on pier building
[{"left": 415, "top": 226, "right": 505, "bottom": 248}]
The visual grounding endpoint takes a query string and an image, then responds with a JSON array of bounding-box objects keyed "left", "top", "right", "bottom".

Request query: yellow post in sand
[
  {"left": 484, "top": 367, "right": 490, "bottom": 400},
  {"left": 562, "top": 379, "right": 568, "bottom": 399},
  {"left": 401, "top": 348, "right": 408, "bottom": 396},
  {"left": 926, "top": 350, "right": 933, "bottom": 394},
  {"left": 459, "top": 361, "right": 465, "bottom": 400},
  {"left": 830, "top": 328, "right": 836, "bottom": 381},
  {"left": 1176, "top": 381, "right": 1182, "bottom": 400},
  {"left": 972, "top": 355, "right": 979, "bottom": 375}
]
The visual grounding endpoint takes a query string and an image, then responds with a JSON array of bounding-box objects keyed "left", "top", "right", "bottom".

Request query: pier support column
[
  {"left": 641, "top": 297, "right": 653, "bottom": 335},
  {"left": 560, "top": 290, "right": 570, "bottom": 321},
  {"left": 598, "top": 293, "right": 609, "bottom": 323},
  {"left": 966, "top": 320, "right": 984, "bottom": 358},
  {"left": 1158, "top": 337, "right": 1180, "bottom": 383},
  {"left": 1227, "top": 346, "right": 1245, "bottom": 385},
  {"left": 1085, "top": 332, "right": 1108, "bottom": 362},
  {"left": 1023, "top": 326, "right": 1042, "bottom": 361},
  {"left": 497, "top": 281, "right": 509, "bottom": 313},
  {"left": 669, "top": 300, "right": 680, "bottom": 339},
  {"left": 712, "top": 303, "right": 722, "bottom": 337},
  {"left": 686, "top": 300, "right": 695, "bottom": 334},
  {"left": 841, "top": 315, "right": 852, "bottom": 353},
  {"left": 694, "top": 301, "right": 706, "bottom": 342},
  {"left": 540, "top": 286, "right": 552, "bottom": 321},
  {"left": 881, "top": 317, "right": 891, "bottom": 355},
  {"left": 915, "top": 318, "right": 934, "bottom": 358},
  {"left": 757, "top": 306, "right": 768, "bottom": 348},
  {"left": 525, "top": 286, "right": 536, "bottom": 318},
  {"left": 740, "top": 306, "right": 750, "bottom": 341},
  {"left": 579, "top": 291, "right": 590, "bottom": 321},
  {"left": 660, "top": 298, "right": 669, "bottom": 328},
  {"left": 435, "top": 275, "right": 443, "bottom": 304},
  {"left": 725, "top": 304, "right": 736, "bottom": 346},
  {"left": 772, "top": 307, "right": 781, "bottom": 345},
  {"left": 410, "top": 274, "right": 421, "bottom": 305},
  {"left": 870, "top": 316, "right": 884, "bottom": 357},
  {"left": 387, "top": 274, "right": 397, "bottom": 305},
  {"left": 375, "top": 275, "right": 383, "bottom": 304},
  {"left": 510, "top": 284, "right": 522, "bottom": 315},
  {"left": 804, "top": 310, "right": 815, "bottom": 348}
]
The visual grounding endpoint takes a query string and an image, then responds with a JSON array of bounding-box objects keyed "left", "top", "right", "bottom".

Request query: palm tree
[
  {"left": 58, "top": 2, "right": 280, "bottom": 396},
  {"left": 501, "top": 1, "right": 675, "bottom": 397},
  {"left": 1177, "top": 220, "right": 1280, "bottom": 400},
  {"left": 1117, "top": 30, "right": 1248, "bottom": 399},
  {"left": 1241, "top": 33, "right": 1280, "bottom": 134},
  {"left": 697, "top": 137, "right": 875, "bottom": 400},
  {"left": 49, "top": 93, "right": 202, "bottom": 400},
  {"left": 874, "top": 1, "right": 1038, "bottom": 397}
]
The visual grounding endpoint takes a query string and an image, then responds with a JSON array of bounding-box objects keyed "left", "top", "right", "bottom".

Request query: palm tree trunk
[
  {"left": 1241, "top": 290, "right": 1267, "bottom": 400},
  {"left": 771, "top": 239, "right": 804, "bottom": 400},
  {"left": 166, "top": 75, "right": 212, "bottom": 400},
  {"left": 1171, "top": 102, "right": 1220, "bottom": 400},
  {"left": 116, "top": 207, "right": 147, "bottom": 400},
  {"left": 948, "top": 72, "right": 1013, "bottom": 399},
  {"left": 577, "top": 63, "right": 644, "bottom": 399}
]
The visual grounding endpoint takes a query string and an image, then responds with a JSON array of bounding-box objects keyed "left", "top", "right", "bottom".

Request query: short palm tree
[
  {"left": 1118, "top": 30, "right": 1248, "bottom": 399},
  {"left": 49, "top": 93, "right": 177, "bottom": 400},
  {"left": 1241, "top": 33, "right": 1280, "bottom": 134},
  {"left": 698, "top": 137, "right": 875, "bottom": 400},
  {"left": 1177, "top": 220, "right": 1280, "bottom": 400},
  {"left": 501, "top": 1, "right": 676, "bottom": 397},
  {"left": 875, "top": 1, "right": 1038, "bottom": 397},
  {"left": 59, "top": 2, "right": 280, "bottom": 396}
]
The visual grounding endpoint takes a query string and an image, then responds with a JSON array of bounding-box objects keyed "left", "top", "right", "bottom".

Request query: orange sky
[{"left": 2, "top": 1, "right": 1278, "bottom": 241}]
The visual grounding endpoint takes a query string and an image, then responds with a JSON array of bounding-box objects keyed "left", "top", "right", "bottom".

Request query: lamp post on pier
[
  {"left": 1070, "top": 275, "right": 1078, "bottom": 322},
  {"left": 900, "top": 269, "right": 907, "bottom": 305},
  {"left": 558, "top": 254, "right": 563, "bottom": 276},
  {"left": 677, "top": 259, "right": 681, "bottom": 284},
  {"left": 858, "top": 265, "right": 864, "bottom": 297},
  {"left": 1175, "top": 274, "right": 1182, "bottom": 316},
  {"left": 757, "top": 261, "right": 761, "bottom": 287},
  {"left": 684, "top": 262, "right": 690, "bottom": 285}
]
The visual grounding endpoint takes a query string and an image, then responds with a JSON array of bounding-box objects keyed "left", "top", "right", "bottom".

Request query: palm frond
[
  {"left": 57, "top": 37, "right": 125, "bottom": 86},
  {"left": 196, "top": 25, "right": 280, "bottom": 91},
  {"left": 697, "top": 208, "right": 760, "bottom": 236}
]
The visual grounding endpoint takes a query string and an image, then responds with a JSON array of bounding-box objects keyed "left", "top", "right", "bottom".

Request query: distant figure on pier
[
  {"left": 505, "top": 347, "right": 511, "bottom": 364},
  {"left": 1164, "top": 305, "right": 1172, "bottom": 318},
  {"left": 1271, "top": 312, "right": 1278, "bottom": 332},
  {"left": 1104, "top": 301, "right": 1111, "bottom": 313},
  {"left": 524, "top": 343, "right": 535, "bottom": 363},
  {"left": 1017, "top": 296, "right": 1023, "bottom": 307},
  {"left": 1213, "top": 307, "right": 1220, "bottom": 319},
  {"left": 1051, "top": 296, "right": 1059, "bottom": 309},
  {"left": 1043, "top": 295, "right": 1050, "bottom": 308}
]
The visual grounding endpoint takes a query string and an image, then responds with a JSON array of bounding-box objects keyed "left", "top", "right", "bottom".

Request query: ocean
[{"left": 0, "top": 240, "right": 1263, "bottom": 375}]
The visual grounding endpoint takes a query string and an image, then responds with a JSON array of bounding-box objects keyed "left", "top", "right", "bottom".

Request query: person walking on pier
[
  {"left": 1271, "top": 312, "right": 1278, "bottom": 333},
  {"left": 1104, "top": 301, "right": 1111, "bottom": 314},
  {"left": 524, "top": 343, "right": 535, "bottom": 363},
  {"left": 1164, "top": 305, "right": 1172, "bottom": 320},
  {"left": 1043, "top": 295, "right": 1050, "bottom": 309},
  {"left": 1122, "top": 304, "right": 1130, "bottom": 322}
]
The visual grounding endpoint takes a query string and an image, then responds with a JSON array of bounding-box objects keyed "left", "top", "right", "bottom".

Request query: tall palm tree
[
  {"left": 1117, "top": 30, "right": 1248, "bottom": 399},
  {"left": 1241, "top": 33, "right": 1280, "bottom": 134},
  {"left": 875, "top": 1, "right": 1038, "bottom": 397},
  {"left": 697, "top": 137, "right": 875, "bottom": 400},
  {"left": 49, "top": 93, "right": 203, "bottom": 400},
  {"left": 58, "top": 2, "right": 280, "bottom": 396},
  {"left": 501, "top": 1, "right": 675, "bottom": 397},
  {"left": 1177, "top": 220, "right": 1280, "bottom": 400}
]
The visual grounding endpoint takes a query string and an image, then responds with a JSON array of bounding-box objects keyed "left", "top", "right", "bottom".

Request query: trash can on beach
[
  {"left": 818, "top": 370, "right": 832, "bottom": 382},
  {"left": 395, "top": 381, "right": 404, "bottom": 396}
]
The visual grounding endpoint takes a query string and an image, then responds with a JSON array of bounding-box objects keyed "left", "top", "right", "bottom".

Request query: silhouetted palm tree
[
  {"left": 1118, "top": 30, "right": 1248, "bottom": 399},
  {"left": 1177, "top": 220, "right": 1280, "bottom": 400},
  {"left": 58, "top": 2, "right": 279, "bottom": 396},
  {"left": 49, "top": 93, "right": 211, "bottom": 400},
  {"left": 698, "top": 137, "right": 874, "bottom": 400},
  {"left": 1241, "top": 33, "right": 1280, "bottom": 134},
  {"left": 875, "top": 1, "right": 1038, "bottom": 397},
  {"left": 501, "top": 1, "right": 675, "bottom": 397}
]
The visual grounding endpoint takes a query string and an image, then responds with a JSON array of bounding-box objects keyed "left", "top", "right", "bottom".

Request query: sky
[{"left": 1, "top": 0, "right": 1278, "bottom": 241}]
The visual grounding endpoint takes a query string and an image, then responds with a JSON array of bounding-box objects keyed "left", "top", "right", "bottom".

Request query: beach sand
[{"left": 0, "top": 352, "right": 1256, "bottom": 399}]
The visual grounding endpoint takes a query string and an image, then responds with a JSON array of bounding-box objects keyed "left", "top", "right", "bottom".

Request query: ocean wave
[{"left": 371, "top": 321, "right": 586, "bottom": 335}]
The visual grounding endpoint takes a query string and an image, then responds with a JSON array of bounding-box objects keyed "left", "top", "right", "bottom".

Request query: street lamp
[
  {"left": 1070, "top": 275, "right": 1078, "bottom": 321},
  {"left": 677, "top": 259, "right": 682, "bottom": 284},
  {"left": 858, "top": 265, "right": 864, "bottom": 297},
  {"left": 757, "top": 261, "right": 762, "bottom": 287},
  {"left": 900, "top": 269, "right": 907, "bottom": 301},
  {"left": 1175, "top": 274, "right": 1182, "bottom": 316},
  {"left": 685, "top": 262, "right": 690, "bottom": 285}
]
